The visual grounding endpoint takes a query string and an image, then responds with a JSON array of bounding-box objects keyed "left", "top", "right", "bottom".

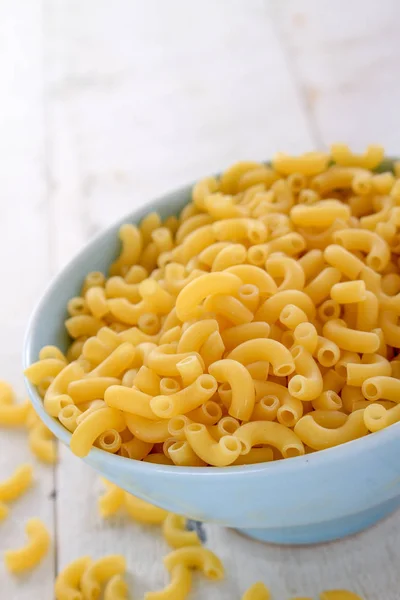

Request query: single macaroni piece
[
  {"left": 185, "top": 423, "right": 242, "bottom": 466},
  {"left": 294, "top": 411, "right": 368, "bottom": 450},
  {"left": 81, "top": 554, "right": 126, "bottom": 600},
  {"left": 208, "top": 359, "right": 255, "bottom": 420},
  {"left": 145, "top": 564, "right": 192, "bottom": 600},
  {"left": 98, "top": 480, "right": 125, "bottom": 518},
  {"left": 228, "top": 338, "right": 295, "bottom": 376},
  {"left": 163, "top": 546, "right": 224, "bottom": 580},
  {"left": 55, "top": 556, "right": 92, "bottom": 600},
  {"left": 242, "top": 581, "right": 271, "bottom": 600},
  {"left": 70, "top": 407, "right": 125, "bottom": 458},
  {"left": 162, "top": 513, "right": 201, "bottom": 549},
  {"left": 234, "top": 421, "right": 304, "bottom": 458},
  {"left": 319, "top": 591, "right": 363, "bottom": 600},
  {"left": 104, "top": 574, "right": 129, "bottom": 600},
  {"left": 4, "top": 518, "right": 50, "bottom": 573},
  {"left": 289, "top": 345, "right": 323, "bottom": 401},
  {"left": 0, "top": 464, "right": 33, "bottom": 502},
  {"left": 29, "top": 423, "right": 58, "bottom": 464},
  {"left": 124, "top": 492, "right": 168, "bottom": 524}
]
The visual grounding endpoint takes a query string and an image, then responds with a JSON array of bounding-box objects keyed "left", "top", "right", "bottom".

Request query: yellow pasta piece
[
  {"left": 104, "top": 574, "right": 129, "bottom": 600},
  {"left": 235, "top": 420, "right": 304, "bottom": 458},
  {"left": 98, "top": 481, "right": 125, "bottom": 518},
  {"left": 229, "top": 338, "right": 295, "bottom": 377},
  {"left": 0, "top": 464, "right": 33, "bottom": 502},
  {"left": 255, "top": 290, "right": 316, "bottom": 324},
  {"left": 162, "top": 513, "right": 201, "bottom": 549},
  {"left": 289, "top": 345, "right": 323, "bottom": 401},
  {"left": 272, "top": 152, "right": 329, "bottom": 176},
  {"left": 242, "top": 581, "right": 271, "bottom": 600},
  {"left": 150, "top": 374, "right": 217, "bottom": 418},
  {"left": 81, "top": 554, "right": 126, "bottom": 600},
  {"left": 0, "top": 398, "right": 30, "bottom": 426},
  {"left": 145, "top": 564, "right": 192, "bottom": 600},
  {"left": 124, "top": 492, "right": 168, "bottom": 523},
  {"left": 5, "top": 518, "right": 50, "bottom": 573},
  {"left": 294, "top": 411, "right": 368, "bottom": 450},
  {"left": 164, "top": 546, "right": 224, "bottom": 580},
  {"left": 320, "top": 591, "right": 363, "bottom": 600},
  {"left": 291, "top": 200, "right": 351, "bottom": 228},
  {"left": 70, "top": 407, "right": 125, "bottom": 458},
  {"left": 125, "top": 414, "right": 170, "bottom": 443},
  {"left": 331, "top": 143, "right": 384, "bottom": 169},
  {"left": 185, "top": 423, "right": 242, "bottom": 466},
  {"left": 29, "top": 423, "right": 58, "bottom": 464},
  {"left": 110, "top": 223, "right": 143, "bottom": 276},
  {"left": 209, "top": 359, "right": 255, "bottom": 420},
  {"left": 323, "top": 319, "right": 380, "bottom": 353}
]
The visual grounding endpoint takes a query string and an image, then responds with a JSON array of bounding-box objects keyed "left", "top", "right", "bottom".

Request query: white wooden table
[{"left": 1, "top": 1, "right": 399, "bottom": 598}]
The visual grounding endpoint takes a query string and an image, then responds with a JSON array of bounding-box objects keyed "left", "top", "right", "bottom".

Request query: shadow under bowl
[{"left": 23, "top": 183, "right": 400, "bottom": 545}]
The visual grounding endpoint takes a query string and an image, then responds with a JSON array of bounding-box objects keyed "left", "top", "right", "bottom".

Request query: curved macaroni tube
[
  {"left": 279, "top": 304, "right": 308, "bottom": 330},
  {"left": 44, "top": 362, "right": 84, "bottom": 417},
  {"left": 333, "top": 228, "right": 390, "bottom": 272},
  {"left": 65, "top": 315, "right": 105, "bottom": 339},
  {"left": 250, "top": 396, "right": 280, "bottom": 422},
  {"left": 241, "top": 581, "right": 271, "bottom": 600},
  {"left": 226, "top": 264, "right": 277, "bottom": 295},
  {"left": 177, "top": 319, "right": 219, "bottom": 353},
  {"left": 362, "top": 375, "right": 400, "bottom": 402},
  {"left": 145, "top": 564, "right": 192, "bottom": 600},
  {"left": 67, "top": 377, "right": 120, "bottom": 405},
  {"left": 298, "top": 249, "right": 325, "bottom": 282},
  {"left": 236, "top": 284, "right": 260, "bottom": 313},
  {"left": 104, "top": 574, "right": 129, "bottom": 600},
  {"left": 176, "top": 356, "right": 204, "bottom": 386},
  {"left": 237, "top": 166, "right": 279, "bottom": 192},
  {"left": 255, "top": 290, "right": 316, "bottom": 324},
  {"left": 0, "top": 464, "right": 33, "bottom": 502},
  {"left": 140, "top": 212, "right": 162, "bottom": 245},
  {"left": 356, "top": 291, "right": 379, "bottom": 331},
  {"left": 125, "top": 414, "right": 170, "bottom": 443},
  {"left": 202, "top": 294, "right": 253, "bottom": 325},
  {"left": 133, "top": 366, "right": 160, "bottom": 395},
  {"left": 124, "top": 493, "right": 168, "bottom": 524},
  {"left": 87, "top": 342, "right": 136, "bottom": 378},
  {"left": 55, "top": 556, "right": 93, "bottom": 600},
  {"left": 324, "top": 244, "right": 364, "bottom": 280},
  {"left": 331, "top": 143, "right": 384, "bottom": 169},
  {"left": 221, "top": 322, "right": 270, "bottom": 352},
  {"left": 228, "top": 338, "right": 295, "bottom": 377},
  {"left": 266, "top": 255, "right": 305, "bottom": 291},
  {"left": 97, "top": 430, "right": 122, "bottom": 454},
  {"left": 81, "top": 554, "right": 126, "bottom": 600},
  {"left": 304, "top": 267, "right": 342, "bottom": 306},
  {"left": 220, "top": 161, "right": 263, "bottom": 194},
  {"left": 293, "top": 322, "right": 319, "bottom": 354},
  {"left": 312, "top": 391, "right": 342, "bottom": 411},
  {"left": 288, "top": 345, "right": 323, "bottom": 401},
  {"left": 212, "top": 218, "right": 267, "bottom": 244},
  {"left": 85, "top": 286, "right": 109, "bottom": 319},
  {"left": 208, "top": 359, "right": 255, "bottom": 420},
  {"left": 192, "top": 175, "right": 219, "bottom": 209},
  {"left": 330, "top": 280, "right": 366, "bottom": 304},
  {"left": 29, "top": 423, "right": 57, "bottom": 464},
  {"left": 314, "top": 336, "right": 341, "bottom": 368},
  {"left": 290, "top": 199, "right": 351, "bottom": 228},
  {"left": 246, "top": 361, "right": 269, "bottom": 380},
  {"left": 294, "top": 411, "right": 368, "bottom": 450},
  {"left": 364, "top": 402, "right": 400, "bottom": 432},
  {"left": 146, "top": 344, "right": 203, "bottom": 377},
  {"left": 4, "top": 518, "right": 50, "bottom": 573},
  {"left": 163, "top": 546, "right": 224, "bottom": 580},
  {"left": 105, "top": 276, "right": 141, "bottom": 303},
  {"left": 110, "top": 224, "right": 142, "bottom": 276},
  {"left": 199, "top": 242, "right": 232, "bottom": 267},
  {"left": 322, "top": 369, "right": 345, "bottom": 394},
  {"left": 0, "top": 398, "right": 30, "bottom": 426},
  {"left": 253, "top": 381, "right": 302, "bottom": 427},
  {"left": 234, "top": 421, "right": 305, "bottom": 458},
  {"left": 176, "top": 214, "right": 213, "bottom": 244},
  {"left": 272, "top": 151, "right": 329, "bottom": 176},
  {"left": 186, "top": 401, "right": 222, "bottom": 426},
  {"left": 200, "top": 331, "right": 225, "bottom": 368},
  {"left": 162, "top": 514, "right": 201, "bottom": 549},
  {"left": 104, "top": 385, "right": 158, "bottom": 419},
  {"left": 150, "top": 374, "right": 217, "bottom": 418},
  {"left": 380, "top": 310, "right": 400, "bottom": 348},
  {"left": 120, "top": 437, "right": 153, "bottom": 460},
  {"left": 24, "top": 358, "right": 67, "bottom": 386},
  {"left": 168, "top": 440, "right": 206, "bottom": 466},
  {"left": 323, "top": 319, "right": 380, "bottom": 353},
  {"left": 70, "top": 407, "right": 125, "bottom": 458},
  {"left": 185, "top": 423, "right": 242, "bottom": 466},
  {"left": 211, "top": 242, "right": 247, "bottom": 270},
  {"left": 317, "top": 299, "right": 341, "bottom": 324},
  {"left": 346, "top": 355, "right": 391, "bottom": 387},
  {"left": 98, "top": 482, "right": 125, "bottom": 518}
]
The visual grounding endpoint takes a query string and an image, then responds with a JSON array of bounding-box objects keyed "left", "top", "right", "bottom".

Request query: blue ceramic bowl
[{"left": 23, "top": 183, "right": 400, "bottom": 545}]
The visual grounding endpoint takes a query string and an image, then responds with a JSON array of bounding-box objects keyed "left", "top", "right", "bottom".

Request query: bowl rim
[{"left": 23, "top": 182, "right": 400, "bottom": 479}]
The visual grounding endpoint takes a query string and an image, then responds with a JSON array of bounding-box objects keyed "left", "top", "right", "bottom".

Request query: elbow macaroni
[{"left": 25, "top": 145, "right": 400, "bottom": 466}]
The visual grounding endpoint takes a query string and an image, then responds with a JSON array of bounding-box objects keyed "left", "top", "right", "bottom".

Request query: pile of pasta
[{"left": 25, "top": 144, "right": 400, "bottom": 467}]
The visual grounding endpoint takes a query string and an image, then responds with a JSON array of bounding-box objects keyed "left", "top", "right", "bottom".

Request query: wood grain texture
[{"left": 1, "top": 0, "right": 400, "bottom": 598}]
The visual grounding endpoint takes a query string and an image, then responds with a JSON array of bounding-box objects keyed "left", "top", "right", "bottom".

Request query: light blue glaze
[{"left": 23, "top": 184, "right": 400, "bottom": 545}]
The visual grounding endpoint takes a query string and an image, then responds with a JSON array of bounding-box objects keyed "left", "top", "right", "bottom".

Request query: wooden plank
[
  {"left": 270, "top": 0, "right": 400, "bottom": 153},
  {"left": 0, "top": 1, "right": 55, "bottom": 598}
]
